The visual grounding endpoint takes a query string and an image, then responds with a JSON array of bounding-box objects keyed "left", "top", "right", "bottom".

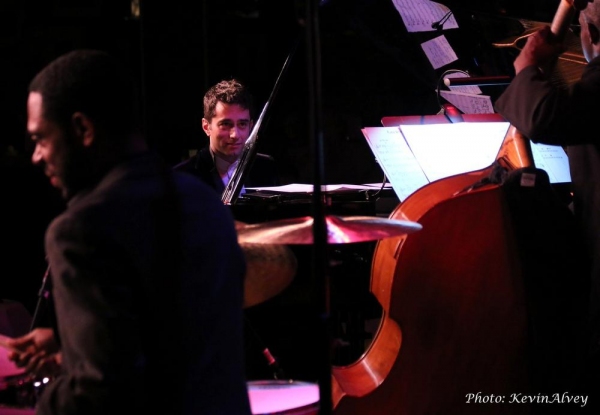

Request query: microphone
[
  {"left": 261, "top": 348, "right": 286, "bottom": 380},
  {"left": 244, "top": 316, "right": 287, "bottom": 380},
  {"left": 444, "top": 75, "right": 512, "bottom": 87},
  {"left": 431, "top": 11, "right": 453, "bottom": 31}
]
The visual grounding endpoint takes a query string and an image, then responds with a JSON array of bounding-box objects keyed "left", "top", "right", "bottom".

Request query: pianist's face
[{"left": 203, "top": 101, "right": 253, "bottom": 164}]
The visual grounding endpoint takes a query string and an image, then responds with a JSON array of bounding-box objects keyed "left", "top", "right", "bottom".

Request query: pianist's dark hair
[{"left": 203, "top": 78, "right": 255, "bottom": 121}]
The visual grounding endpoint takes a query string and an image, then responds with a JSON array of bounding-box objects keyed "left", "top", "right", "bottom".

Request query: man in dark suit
[
  {"left": 495, "top": 0, "right": 600, "bottom": 411},
  {"left": 6, "top": 50, "right": 251, "bottom": 415},
  {"left": 174, "top": 78, "right": 278, "bottom": 195}
]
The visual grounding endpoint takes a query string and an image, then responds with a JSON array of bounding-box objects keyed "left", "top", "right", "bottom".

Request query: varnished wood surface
[{"left": 332, "top": 170, "right": 532, "bottom": 414}]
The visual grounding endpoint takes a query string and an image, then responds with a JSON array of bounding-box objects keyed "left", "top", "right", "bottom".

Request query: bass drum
[{"left": 247, "top": 380, "right": 319, "bottom": 415}]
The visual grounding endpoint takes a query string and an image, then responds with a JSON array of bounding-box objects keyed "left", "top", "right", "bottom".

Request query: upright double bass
[
  {"left": 331, "top": 2, "right": 590, "bottom": 412},
  {"left": 332, "top": 119, "right": 534, "bottom": 414}
]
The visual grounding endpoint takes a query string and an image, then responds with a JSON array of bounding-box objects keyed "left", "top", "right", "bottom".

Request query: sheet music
[
  {"left": 246, "top": 183, "right": 388, "bottom": 193},
  {"left": 421, "top": 35, "right": 458, "bottom": 69},
  {"left": 399, "top": 122, "right": 509, "bottom": 182},
  {"left": 530, "top": 143, "right": 572, "bottom": 184},
  {"left": 440, "top": 90, "right": 494, "bottom": 114},
  {"left": 360, "top": 120, "right": 570, "bottom": 201},
  {"left": 361, "top": 127, "right": 430, "bottom": 201},
  {"left": 444, "top": 73, "right": 482, "bottom": 95},
  {"left": 363, "top": 182, "right": 393, "bottom": 189},
  {"left": 392, "top": 0, "right": 459, "bottom": 32}
]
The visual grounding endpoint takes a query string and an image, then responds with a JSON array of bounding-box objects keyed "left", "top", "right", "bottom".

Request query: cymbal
[
  {"left": 241, "top": 242, "right": 297, "bottom": 308},
  {"left": 237, "top": 215, "right": 422, "bottom": 245}
]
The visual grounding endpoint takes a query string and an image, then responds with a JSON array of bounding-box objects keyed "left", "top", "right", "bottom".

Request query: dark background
[
  {"left": 0, "top": 0, "right": 572, "bottom": 379},
  {"left": 1, "top": 0, "right": 565, "bottom": 182}
]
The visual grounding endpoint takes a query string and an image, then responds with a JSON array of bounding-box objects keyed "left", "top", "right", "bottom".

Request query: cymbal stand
[{"left": 305, "top": 0, "right": 332, "bottom": 413}]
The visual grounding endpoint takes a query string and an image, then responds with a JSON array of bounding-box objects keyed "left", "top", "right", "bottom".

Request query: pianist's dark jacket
[{"left": 174, "top": 146, "right": 279, "bottom": 194}]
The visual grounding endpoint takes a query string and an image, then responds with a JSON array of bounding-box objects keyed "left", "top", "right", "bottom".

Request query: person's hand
[
  {"left": 514, "top": 26, "right": 567, "bottom": 75},
  {"left": 5, "top": 328, "right": 62, "bottom": 378}
]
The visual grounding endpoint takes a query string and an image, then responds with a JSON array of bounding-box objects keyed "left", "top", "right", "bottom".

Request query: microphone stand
[
  {"left": 305, "top": 0, "right": 332, "bottom": 413},
  {"left": 30, "top": 265, "right": 51, "bottom": 331},
  {"left": 223, "top": 2, "right": 332, "bottom": 411}
]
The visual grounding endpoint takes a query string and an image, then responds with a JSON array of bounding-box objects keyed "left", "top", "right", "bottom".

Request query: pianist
[{"left": 174, "top": 78, "right": 279, "bottom": 194}]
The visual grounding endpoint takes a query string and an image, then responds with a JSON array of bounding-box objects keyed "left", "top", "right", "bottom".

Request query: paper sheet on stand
[
  {"left": 361, "top": 127, "right": 430, "bottom": 201},
  {"left": 529, "top": 144, "right": 571, "bottom": 183},
  {"left": 440, "top": 90, "right": 494, "bottom": 114},
  {"left": 420, "top": 35, "right": 458, "bottom": 69},
  {"left": 392, "top": 0, "right": 458, "bottom": 32},
  {"left": 399, "top": 122, "right": 509, "bottom": 182}
]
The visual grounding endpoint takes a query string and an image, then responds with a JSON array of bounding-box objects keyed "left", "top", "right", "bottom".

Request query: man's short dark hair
[
  {"left": 29, "top": 49, "right": 139, "bottom": 138},
  {"left": 203, "top": 79, "right": 254, "bottom": 121}
]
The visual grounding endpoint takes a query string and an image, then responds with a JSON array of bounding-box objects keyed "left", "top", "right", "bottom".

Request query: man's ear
[
  {"left": 71, "top": 112, "right": 95, "bottom": 147},
  {"left": 202, "top": 118, "right": 210, "bottom": 137}
]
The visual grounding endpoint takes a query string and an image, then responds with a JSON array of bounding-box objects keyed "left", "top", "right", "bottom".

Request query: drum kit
[
  {"left": 0, "top": 342, "right": 37, "bottom": 415},
  {"left": 237, "top": 214, "right": 422, "bottom": 307},
  {"left": 238, "top": 214, "right": 421, "bottom": 414},
  {"left": 0, "top": 215, "right": 421, "bottom": 415}
]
